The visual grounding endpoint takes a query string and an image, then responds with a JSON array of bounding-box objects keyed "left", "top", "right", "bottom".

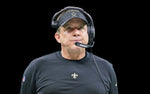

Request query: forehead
[{"left": 63, "top": 18, "right": 87, "bottom": 27}]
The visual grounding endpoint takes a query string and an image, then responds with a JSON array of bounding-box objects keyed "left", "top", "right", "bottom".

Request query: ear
[{"left": 55, "top": 33, "right": 61, "bottom": 43}]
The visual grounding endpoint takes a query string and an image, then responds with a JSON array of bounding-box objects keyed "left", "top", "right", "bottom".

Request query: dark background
[{"left": 3, "top": 0, "right": 147, "bottom": 94}]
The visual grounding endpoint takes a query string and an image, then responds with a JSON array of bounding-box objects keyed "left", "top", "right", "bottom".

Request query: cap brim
[{"left": 57, "top": 10, "right": 88, "bottom": 27}]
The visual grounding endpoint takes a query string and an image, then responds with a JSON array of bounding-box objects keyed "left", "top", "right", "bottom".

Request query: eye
[
  {"left": 78, "top": 26, "right": 83, "bottom": 30},
  {"left": 65, "top": 27, "right": 74, "bottom": 32}
]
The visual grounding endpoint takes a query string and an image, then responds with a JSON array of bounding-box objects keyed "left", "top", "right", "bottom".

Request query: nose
[{"left": 73, "top": 29, "right": 80, "bottom": 37}]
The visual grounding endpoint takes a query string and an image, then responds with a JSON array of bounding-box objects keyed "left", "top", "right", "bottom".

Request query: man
[{"left": 20, "top": 6, "right": 118, "bottom": 94}]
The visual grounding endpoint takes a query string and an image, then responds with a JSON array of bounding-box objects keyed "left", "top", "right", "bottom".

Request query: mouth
[{"left": 73, "top": 39, "right": 82, "bottom": 43}]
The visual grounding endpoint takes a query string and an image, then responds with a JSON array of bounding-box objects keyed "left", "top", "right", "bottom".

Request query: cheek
[
  {"left": 60, "top": 34, "right": 69, "bottom": 44},
  {"left": 83, "top": 33, "right": 89, "bottom": 43}
]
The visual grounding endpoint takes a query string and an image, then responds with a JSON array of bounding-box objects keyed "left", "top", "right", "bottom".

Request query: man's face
[{"left": 55, "top": 18, "right": 89, "bottom": 50}]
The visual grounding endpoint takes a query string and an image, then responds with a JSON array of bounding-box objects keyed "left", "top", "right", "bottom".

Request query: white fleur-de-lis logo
[{"left": 71, "top": 72, "right": 78, "bottom": 79}]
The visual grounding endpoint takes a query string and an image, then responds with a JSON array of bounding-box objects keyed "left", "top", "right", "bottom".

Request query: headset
[{"left": 51, "top": 6, "right": 95, "bottom": 48}]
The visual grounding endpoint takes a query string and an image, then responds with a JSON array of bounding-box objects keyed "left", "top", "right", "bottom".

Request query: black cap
[{"left": 57, "top": 10, "right": 88, "bottom": 27}]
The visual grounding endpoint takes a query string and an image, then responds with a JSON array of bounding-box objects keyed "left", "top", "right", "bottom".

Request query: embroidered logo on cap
[{"left": 71, "top": 11, "right": 77, "bottom": 17}]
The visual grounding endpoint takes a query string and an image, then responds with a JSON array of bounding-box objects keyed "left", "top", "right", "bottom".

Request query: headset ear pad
[
  {"left": 51, "top": 20, "right": 58, "bottom": 28},
  {"left": 88, "top": 25, "right": 95, "bottom": 45}
]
